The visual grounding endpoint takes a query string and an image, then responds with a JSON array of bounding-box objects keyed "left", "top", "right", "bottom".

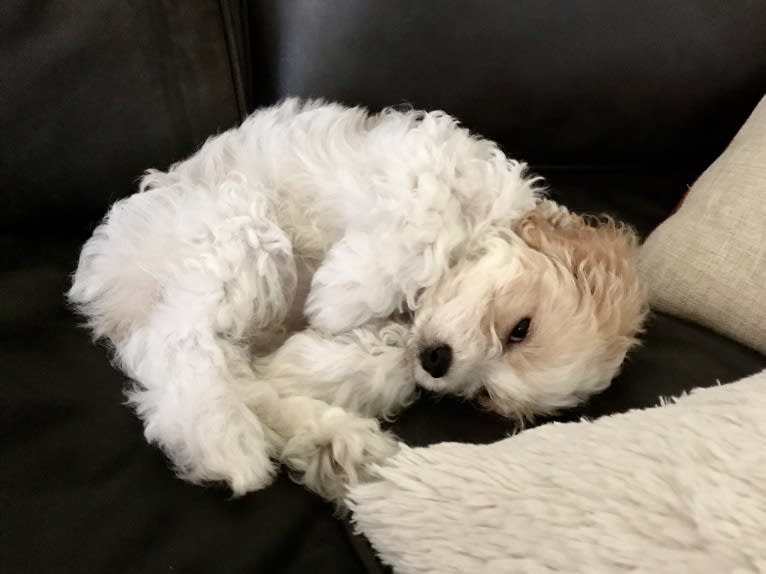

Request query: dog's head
[{"left": 412, "top": 201, "right": 648, "bottom": 420}]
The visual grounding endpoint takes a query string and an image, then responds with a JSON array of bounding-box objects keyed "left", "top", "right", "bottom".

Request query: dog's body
[{"left": 69, "top": 99, "right": 647, "bottom": 500}]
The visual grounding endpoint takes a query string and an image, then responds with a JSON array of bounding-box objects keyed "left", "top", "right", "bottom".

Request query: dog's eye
[{"left": 508, "top": 317, "right": 531, "bottom": 344}]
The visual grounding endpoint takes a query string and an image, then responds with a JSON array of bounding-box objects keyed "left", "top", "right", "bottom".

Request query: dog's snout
[{"left": 419, "top": 345, "right": 452, "bottom": 378}]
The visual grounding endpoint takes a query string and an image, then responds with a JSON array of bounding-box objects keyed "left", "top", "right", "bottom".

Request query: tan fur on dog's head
[
  {"left": 513, "top": 200, "right": 647, "bottom": 355},
  {"left": 413, "top": 200, "right": 648, "bottom": 421}
]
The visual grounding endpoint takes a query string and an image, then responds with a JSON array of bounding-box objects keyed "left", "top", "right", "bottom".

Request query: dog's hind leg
[
  {"left": 119, "top": 300, "right": 281, "bottom": 495},
  {"left": 70, "top": 175, "right": 298, "bottom": 495}
]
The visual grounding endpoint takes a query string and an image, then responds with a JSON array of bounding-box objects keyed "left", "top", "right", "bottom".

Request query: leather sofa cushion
[{"left": 4, "top": 171, "right": 765, "bottom": 573}]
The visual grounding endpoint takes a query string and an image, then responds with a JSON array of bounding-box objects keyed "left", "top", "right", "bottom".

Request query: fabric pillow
[
  {"left": 638, "top": 95, "right": 766, "bottom": 354},
  {"left": 348, "top": 369, "right": 766, "bottom": 574}
]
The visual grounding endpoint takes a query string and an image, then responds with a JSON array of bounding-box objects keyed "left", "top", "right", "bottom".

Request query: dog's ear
[
  {"left": 513, "top": 201, "right": 638, "bottom": 283},
  {"left": 513, "top": 201, "right": 647, "bottom": 339}
]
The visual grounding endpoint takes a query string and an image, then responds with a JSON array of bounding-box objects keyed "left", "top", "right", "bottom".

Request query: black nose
[{"left": 419, "top": 345, "right": 452, "bottom": 378}]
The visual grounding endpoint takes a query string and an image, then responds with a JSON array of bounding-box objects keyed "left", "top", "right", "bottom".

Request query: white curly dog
[{"left": 69, "top": 99, "right": 647, "bottom": 501}]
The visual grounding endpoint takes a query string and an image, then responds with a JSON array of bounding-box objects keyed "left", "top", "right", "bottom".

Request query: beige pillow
[{"left": 639, "top": 95, "right": 766, "bottom": 355}]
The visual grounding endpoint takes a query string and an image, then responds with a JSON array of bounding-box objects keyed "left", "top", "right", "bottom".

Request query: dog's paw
[
  {"left": 199, "top": 438, "right": 277, "bottom": 496},
  {"left": 304, "top": 280, "right": 376, "bottom": 334},
  {"left": 281, "top": 410, "right": 400, "bottom": 502},
  {"left": 305, "top": 234, "right": 404, "bottom": 334},
  {"left": 131, "top": 385, "right": 277, "bottom": 496}
]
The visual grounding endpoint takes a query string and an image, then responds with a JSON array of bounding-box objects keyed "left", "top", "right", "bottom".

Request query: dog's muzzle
[{"left": 419, "top": 345, "right": 452, "bottom": 378}]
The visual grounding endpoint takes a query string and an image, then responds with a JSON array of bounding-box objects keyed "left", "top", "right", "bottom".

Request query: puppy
[{"left": 69, "top": 99, "right": 647, "bottom": 501}]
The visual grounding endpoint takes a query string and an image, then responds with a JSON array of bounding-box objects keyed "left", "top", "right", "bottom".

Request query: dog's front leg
[
  {"left": 303, "top": 230, "right": 399, "bottom": 333},
  {"left": 247, "top": 322, "right": 416, "bottom": 502},
  {"left": 305, "top": 226, "right": 455, "bottom": 334},
  {"left": 251, "top": 320, "right": 417, "bottom": 419},
  {"left": 252, "top": 395, "right": 399, "bottom": 502}
]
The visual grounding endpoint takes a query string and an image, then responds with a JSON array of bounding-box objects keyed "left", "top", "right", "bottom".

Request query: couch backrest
[
  {"left": 246, "top": 0, "right": 766, "bottom": 170},
  {"left": 0, "top": 0, "right": 241, "bottom": 236},
  {"left": 4, "top": 1, "right": 764, "bottom": 236}
]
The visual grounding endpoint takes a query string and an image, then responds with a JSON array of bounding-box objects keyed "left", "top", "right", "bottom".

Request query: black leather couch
[{"left": 3, "top": 2, "right": 765, "bottom": 572}]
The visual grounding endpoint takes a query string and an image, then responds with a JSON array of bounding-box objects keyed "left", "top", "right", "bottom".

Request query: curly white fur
[{"left": 68, "top": 99, "right": 646, "bottom": 500}]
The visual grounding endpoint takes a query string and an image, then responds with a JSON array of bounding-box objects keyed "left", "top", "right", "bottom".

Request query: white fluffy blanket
[{"left": 348, "top": 370, "right": 766, "bottom": 573}]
